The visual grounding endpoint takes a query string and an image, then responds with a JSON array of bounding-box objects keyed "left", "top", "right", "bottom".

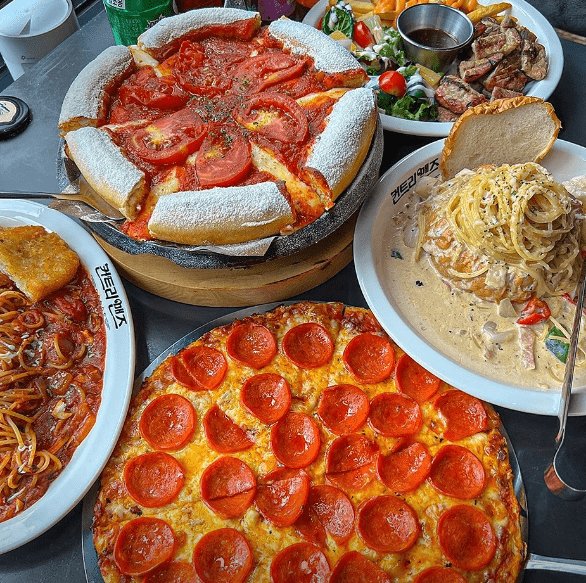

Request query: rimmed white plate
[
  {"left": 303, "top": 0, "right": 563, "bottom": 137},
  {"left": 0, "top": 201, "right": 135, "bottom": 554},
  {"left": 354, "top": 139, "right": 586, "bottom": 416}
]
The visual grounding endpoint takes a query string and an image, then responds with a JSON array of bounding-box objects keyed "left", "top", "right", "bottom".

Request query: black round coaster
[{"left": 0, "top": 96, "right": 31, "bottom": 140}]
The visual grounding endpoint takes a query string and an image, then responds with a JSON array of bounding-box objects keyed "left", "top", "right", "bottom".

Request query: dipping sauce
[{"left": 407, "top": 28, "right": 458, "bottom": 49}]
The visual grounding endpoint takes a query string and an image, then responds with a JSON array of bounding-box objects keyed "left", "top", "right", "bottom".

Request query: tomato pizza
[
  {"left": 58, "top": 9, "right": 378, "bottom": 247},
  {"left": 92, "top": 301, "right": 525, "bottom": 583}
]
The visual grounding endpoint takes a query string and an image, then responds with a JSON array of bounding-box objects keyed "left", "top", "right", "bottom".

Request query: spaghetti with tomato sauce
[{"left": 0, "top": 266, "right": 105, "bottom": 522}]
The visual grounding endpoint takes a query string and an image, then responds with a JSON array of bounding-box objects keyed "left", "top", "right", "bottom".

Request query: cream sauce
[{"left": 384, "top": 194, "right": 586, "bottom": 391}]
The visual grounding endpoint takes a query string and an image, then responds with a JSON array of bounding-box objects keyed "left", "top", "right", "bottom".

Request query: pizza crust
[
  {"left": 137, "top": 7, "right": 261, "bottom": 60},
  {"left": 58, "top": 45, "right": 135, "bottom": 135},
  {"left": 64, "top": 126, "right": 146, "bottom": 220},
  {"left": 148, "top": 182, "right": 295, "bottom": 245},
  {"left": 303, "top": 87, "right": 378, "bottom": 201},
  {"left": 267, "top": 18, "right": 367, "bottom": 85}
]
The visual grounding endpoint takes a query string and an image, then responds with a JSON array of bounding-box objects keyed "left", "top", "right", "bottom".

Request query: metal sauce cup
[{"left": 396, "top": 3, "right": 474, "bottom": 73}]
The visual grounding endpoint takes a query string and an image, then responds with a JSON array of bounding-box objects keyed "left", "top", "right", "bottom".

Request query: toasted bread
[
  {"left": 440, "top": 96, "right": 561, "bottom": 180},
  {"left": 0, "top": 226, "right": 80, "bottom": 302}
]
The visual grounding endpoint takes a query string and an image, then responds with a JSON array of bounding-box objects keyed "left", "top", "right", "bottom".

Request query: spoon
[
  {"left": 0, "top": 178, "right": 125, "bottom": 221},
  {"left": 544, "top": 257, "right": 586, "bottom": 501}
]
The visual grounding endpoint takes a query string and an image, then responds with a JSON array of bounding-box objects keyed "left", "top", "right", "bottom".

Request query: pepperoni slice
[
  {"left": 270, "top": 542, "right": 330, "bottom": 583},
  {"left": 241, "top": 373, "right": 291, "bottom": 424},
  {"left": 368, "top": 392, "right": 422, "bottom": 437},
  {"left": 437, "top": 505, "right": 497, "bottom": 570},
  {"left": 316, "top": 384, "right": 369, "bottom": 435},
  {"left": 282, "top": 323, "right": 334, "bottom": 369},
  {"left": 193, "top": 528, "right": 253, "bottom": 583},
  {"left": 114, "top": 517, "right": 176, "bottom": 576},
  {"left": 203, "top": 404, "right": 254, "bottom": 453},
  {"left": 328, "top": 551, "right": 392, "bottom": 583},
  {"left": 124, "top": 452, "right": 185, "bottom": 508},
  {"left": 226, "top": 322, "right": 277, "bottom": 369},
  {"left": 356, "top": 495, "right": 420, "bottom": 553},
  {"left": 172, "top": 345, "right": 227, "bottom": 391},
  {"left": 435, "top": 390, "right": 489, "bottom": 441},
  {"left": 139, "top": 394, "right": 196, "bottom": 451},
  {"left": 377, "top": 441, "right": 431, "bottom": 494},
  {"left": 342, "top": 333, "right": 395, "bottom": 384},
  {"left": 429, "top": 445, "right": 486, "bottom": 499},
  {"left": 395, "top": 353, "right": 441, "bottom": 403},
  {"left": 294, "top": 485, "right": 354, "bottom": 546},
  {"left": 255, "top": 467, "right": 310, "bottom": 527},
  {"left": 144, "top": 561, "right": 197, "bottom": 583},
  {"left": 271, "top": 412, "right": 321, "bottom": 468},
  {"left": 325, "top": 434, "right": 379, "bottom": 491},
  {"left": 413, "top": 567, "right": 467, "bottom": 583},
  {"left": 200, "top": 456, "right": 256, "bottom": 518}
]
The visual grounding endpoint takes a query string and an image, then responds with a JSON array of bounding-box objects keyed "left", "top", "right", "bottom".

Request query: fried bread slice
[{"left": 0, "top": 226, "right": 80, "bottom": 302}]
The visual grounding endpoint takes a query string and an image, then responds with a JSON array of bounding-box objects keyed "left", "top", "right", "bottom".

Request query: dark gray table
[{"left": 1, "top": 7, "right": 586, "bottom": 583}]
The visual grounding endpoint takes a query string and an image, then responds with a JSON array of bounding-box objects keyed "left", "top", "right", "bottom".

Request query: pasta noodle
[
  {"left": 0, "top": 267, "right": 105, "bottom": 523},
  {"left": 417, "top": 163, "right": 584, "bottom": 302}
]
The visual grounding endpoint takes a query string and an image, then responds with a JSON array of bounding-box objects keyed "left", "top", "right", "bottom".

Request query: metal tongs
[
  {"left": 0, "top": 177, "right": 125, "bottom": 221},
  {"left": 544, "top": 258, "right": 586, "bottom": 500}
]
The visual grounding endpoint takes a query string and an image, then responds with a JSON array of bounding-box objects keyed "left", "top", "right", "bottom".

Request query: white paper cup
[{"left": 0, "top": 0, "right": 80, "bottom": 81}]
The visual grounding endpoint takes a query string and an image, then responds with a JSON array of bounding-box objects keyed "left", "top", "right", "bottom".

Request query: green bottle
[{"left": 103, "top": 0, "right": 174, "bottom": 46}]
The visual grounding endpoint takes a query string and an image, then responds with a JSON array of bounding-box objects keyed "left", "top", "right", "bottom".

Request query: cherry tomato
[
  {"left": 516, "top": 297, "right": 551, "bottom": 326},
  {"left": 195, "top": 127, "right": 252, "bottom": 188},
  {"left": 379, "top": 70, "right": 407, "bottom": 98},
  {"left": 353, "top": 21, "right": 375, "bottom": 48},
  {"left": 234, "top": 92, "right": 308, "bottom": 143},
  {"left": 127, "top": 108, "right": 206, "bottom": 166}
]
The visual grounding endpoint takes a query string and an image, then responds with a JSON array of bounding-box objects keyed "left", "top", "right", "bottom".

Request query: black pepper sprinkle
[{"left": 415, "top": 280, "right": 424, "bottom": 287}]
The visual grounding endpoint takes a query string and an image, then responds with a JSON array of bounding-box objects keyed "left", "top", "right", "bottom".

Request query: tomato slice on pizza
[
  {"left": 126, "top": 108, "right": 207, "bottom": 166},
  {"left": 194, "top": 126, "right": 252, "bottom": 188},
  {"left": 234, "top": 92, "right": 308, "bottom": 143}
]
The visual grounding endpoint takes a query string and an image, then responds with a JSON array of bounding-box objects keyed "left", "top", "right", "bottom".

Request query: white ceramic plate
[
  {"left": 303, "top": 0, "right": 563, "bottom": 137},
  {"left": 354, "top": 139, "right": 586, "bottom": 416},
  {"left": 0, "top": 201, "right": 135, "bottom": 554}
]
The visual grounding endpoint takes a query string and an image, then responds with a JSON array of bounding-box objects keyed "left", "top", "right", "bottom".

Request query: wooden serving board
[{"left": 93, "top": 214, "right": 356, "bottom": 307}]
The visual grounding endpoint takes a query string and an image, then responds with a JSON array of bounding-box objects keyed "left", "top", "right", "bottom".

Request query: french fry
[
  {"left": 461, "top": 0, "right": 479, "bottom": 12},
  {"left": 357, "top": 11, "right": 375, "bottom": 21},
  {"left": 466, "top": 1, "right": 511, "bottom": 24},
  {"left": 348, "top": 0, "right": 376, "bottom": 14}
]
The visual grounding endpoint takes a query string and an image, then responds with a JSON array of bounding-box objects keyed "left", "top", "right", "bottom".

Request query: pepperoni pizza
[
  {"left": 58, "top": 9, "right": 378, "bottom": 247},
  {"left": 92, "top": 301, "right": 525, "bottom": 583}
]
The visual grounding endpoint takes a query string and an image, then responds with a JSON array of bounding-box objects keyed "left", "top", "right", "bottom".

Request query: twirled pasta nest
[{"left": 417, "top": 162, "right": 584, "bottom": 303}]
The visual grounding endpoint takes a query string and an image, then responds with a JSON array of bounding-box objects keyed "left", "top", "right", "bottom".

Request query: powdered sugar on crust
[
  {"left": 305, "top": 87, "right": 376, "bottom": 190},
  {"left": 58, "top": 46, "right": 134, "bottom": 131},
  {"left": 149, "top": 182, "right": 294, "bottom": 245},
  {"left": 65, "top": 127, "right": 145, "bottom": 218},
  {"left": 137, "top": 8, "right": 260, "bottom": 52},
  {"left": 267, "top": 19, "right": 362, "bottom": 74}
]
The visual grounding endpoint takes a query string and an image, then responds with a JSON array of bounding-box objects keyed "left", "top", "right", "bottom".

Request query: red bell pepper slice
[{"left": 516, "top": 297, "right": 551, "bottom": 326}]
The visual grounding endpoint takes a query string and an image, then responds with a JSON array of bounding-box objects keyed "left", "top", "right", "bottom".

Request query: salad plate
[{"left": 303, "top": 0, "right": 563, "bottom": 136}]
